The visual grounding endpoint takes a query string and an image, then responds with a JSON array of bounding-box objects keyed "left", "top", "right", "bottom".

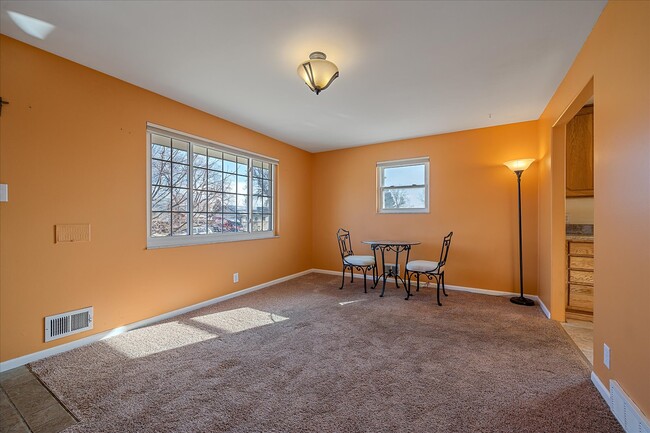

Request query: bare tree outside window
[
  {"left": 149, "top": 130, "right": 275, "bottom": 245},
  {"left": 151, "top": 135, "right": 190, "bottom": 236}
]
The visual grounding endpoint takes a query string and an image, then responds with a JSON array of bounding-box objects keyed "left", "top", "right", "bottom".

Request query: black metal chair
[
  {"left": 405, "top": 232, "right": 453, "bottom": 306},
  {"left": 336, "top": 228, "right": 377, "bottom": 293}
]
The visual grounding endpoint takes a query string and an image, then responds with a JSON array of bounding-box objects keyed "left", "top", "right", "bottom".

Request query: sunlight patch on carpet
[
  {"left": 190, "top": 307, "right": 288, "bottom": 334},
  {"left": 104, "top": 321, "right": 217, "bottom": 358},
  {"left": 339, "top": 299, "right": 366, "bottom": 306}
]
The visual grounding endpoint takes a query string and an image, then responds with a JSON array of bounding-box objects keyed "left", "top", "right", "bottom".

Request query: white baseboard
[
  {"left": 312, "top": 269, "right": 549, "bottom": 317},
  {"left": 313, "top": 268, "right": 347, "bottom": 277},
  {"left": 591, "top": 371, "right": 611, "bottom": 406},
  {"left": 444, "top": 283, "right": 536, "bottom": 299},
  {"left": 0, "top": 269, "right": 312, "bottom": 372},
  {"left": 444, "top": 284, "right": 549, "bottom": 318},
  {"left": 536, "top": 296, "right": 551, "bottom": 319}
]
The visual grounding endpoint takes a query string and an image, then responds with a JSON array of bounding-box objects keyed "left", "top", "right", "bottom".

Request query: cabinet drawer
[
  {"left": 569, "top": 242, "right": 594, "bottom": 256},
  {"left": 569, "top": 256, "right": 594, "bottom": 270},
  {"left": 568, "top": 284, "right": 593, "bottom": 311},
  {"left": 569, "top": 269, "right": 594, "bottom": 285}
]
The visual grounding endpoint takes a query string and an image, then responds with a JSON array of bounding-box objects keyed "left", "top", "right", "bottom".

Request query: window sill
[
  {"left": 378, "top": 209, "right": 430, "bottom": 214},
  {"left": 147, "top": 232, "right": 278, "bottom": 249}
]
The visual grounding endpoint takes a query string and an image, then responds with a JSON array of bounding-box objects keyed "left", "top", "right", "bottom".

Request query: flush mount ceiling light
[
  {"left": 297, "top": 52, "right": 339, "bottom": 95},
  {"left": 7, "top": 11, "right": 56, "bottom": 40}
]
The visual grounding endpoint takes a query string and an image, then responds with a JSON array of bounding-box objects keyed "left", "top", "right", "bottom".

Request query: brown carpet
[{"left": 30, "top": 273, "right": 622, "bottom": 433}]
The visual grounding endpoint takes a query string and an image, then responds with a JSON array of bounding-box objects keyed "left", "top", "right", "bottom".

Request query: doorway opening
[{"left": 551, "top": 79, "right": 594, "bottom": 364}]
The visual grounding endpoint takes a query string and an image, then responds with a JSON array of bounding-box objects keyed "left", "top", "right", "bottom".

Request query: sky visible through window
[{"left": 383, "top": 165, "right": 424, "bottom": 187}]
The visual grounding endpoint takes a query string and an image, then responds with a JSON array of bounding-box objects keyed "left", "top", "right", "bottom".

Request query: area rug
[{"left": 30, "top": 273, "right": 622, "bottom": 432}]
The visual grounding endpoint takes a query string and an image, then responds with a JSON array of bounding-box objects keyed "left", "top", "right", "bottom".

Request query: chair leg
[
  {"left": 406, "top": 271, "right": 410, "bottom": 293},
  {"left": 340, "top": 266, "right": 346, "bottom": 290},
  {"left": 363, "top": 269, "right": 368, "bottom": 293},
  {"left": 442, "top": 272, "right": 448, "bottom": 297},
  {"left": 350, "top": 268, "right": 354, "bottom": 283},
  {"left": 372, "top": 265, "right": 377, "bottom": 288},
  {"left": 416, "top": 274, "right": 420, "bottom": 292},
  {"left": 436, "top": 277, "right": 442, "bottom": 306},
  {"left": 404, "top": 270, "right": 411, "bottom": 300}
]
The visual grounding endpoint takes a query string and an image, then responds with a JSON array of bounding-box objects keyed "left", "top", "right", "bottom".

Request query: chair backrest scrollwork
[
  {"left": 336, "top": 228, "right": 354, "bottom": 259},
  {"left": 438, "top": 231, "right": 453, "bottom": 270}
]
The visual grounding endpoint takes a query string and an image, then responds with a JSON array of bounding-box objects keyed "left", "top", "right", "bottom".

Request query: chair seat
[
  {"left": 343, "top": 255, "right": 375, "bottom": 267},
  {"left": 407, "top": 260, "right": 442, "bottom": 273}
]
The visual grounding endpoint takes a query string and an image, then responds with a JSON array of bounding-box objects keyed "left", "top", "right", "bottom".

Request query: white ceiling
[{"left": 0, "top": 1, "right": 606, "bottom": 152}]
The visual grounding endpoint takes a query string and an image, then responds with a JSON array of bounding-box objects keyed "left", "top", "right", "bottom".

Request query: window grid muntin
[
  {"left": 149, "top": 132, "right": 274, "bottom": 240},
  {"left": 150, "top": 134, "right": 190, "bottom": 237},
  {"left": 251, "top": 161, "right": 273, "bottom": 232},
  {"left": 191, "top": 151, "right": 249, "bottom": 234}
]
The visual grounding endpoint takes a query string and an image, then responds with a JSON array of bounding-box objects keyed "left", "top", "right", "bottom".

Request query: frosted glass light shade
[
  {"left": 7, "top": 11, "right": 55, "bottom": 40},
  {"left": 297, "top": 52, "right": 339, "bottom": 95},
  {"left": 504, "top": 158, "right": 535, "bottom": 173}
]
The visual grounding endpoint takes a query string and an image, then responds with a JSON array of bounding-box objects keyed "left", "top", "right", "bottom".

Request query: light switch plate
[{"left": 0, "top": 184, "right": 7, "bottom": 202}]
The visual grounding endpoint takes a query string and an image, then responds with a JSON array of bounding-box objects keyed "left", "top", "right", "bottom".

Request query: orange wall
[
  {"left": 537, "top": 1, "right": 650, "bottom": 414},
  {"left": 312, "top": 122, "right": 539, "bottom": 295},
  {"left": 3, "top": 2, "right": 648, "bottom": 416},
  {"left": 0, "top": 36, "right": 313, "bottom": 361}
]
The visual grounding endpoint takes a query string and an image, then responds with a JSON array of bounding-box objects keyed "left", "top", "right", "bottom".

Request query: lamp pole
[{"left": 511, "top": 169, "right": 534, "bottom": 306}]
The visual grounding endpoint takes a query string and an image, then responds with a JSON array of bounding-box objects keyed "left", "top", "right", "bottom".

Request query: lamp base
[{"left": 510, "top": 296, "right": 535, "bottom": 306}]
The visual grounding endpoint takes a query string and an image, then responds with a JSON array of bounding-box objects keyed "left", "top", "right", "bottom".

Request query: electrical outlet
[
  {"left": 604, "top": 343, "right": 610, "bottom": 369},
  {"left": 233, "top": 273, "right": 239, "bottom": 283},
  {"left": 383, "top": 263, "right": 400, "bottom": 276}
]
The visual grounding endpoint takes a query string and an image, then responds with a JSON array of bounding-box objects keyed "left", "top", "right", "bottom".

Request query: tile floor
[
  {"left": 561, "top": 319, "right": 594, "bottom": 365},
  {"left": 0, "top": 367, "right": 76, "bottom": 433}
]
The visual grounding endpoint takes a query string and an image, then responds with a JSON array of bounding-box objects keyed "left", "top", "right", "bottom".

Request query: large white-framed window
[
  {"left": 377, "top": 157, "right": 429, "bottom": 213},
  {"left": 147, "top": 123, "right": 278, "bottom": 249}
]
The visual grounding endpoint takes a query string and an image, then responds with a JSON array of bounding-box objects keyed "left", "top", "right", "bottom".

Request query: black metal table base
[
  {"left": 369, "top": 244, "right": 413, "bottom": 299},
  {"left": 375, "top": 269, "right": 410, "bottom": 298}
]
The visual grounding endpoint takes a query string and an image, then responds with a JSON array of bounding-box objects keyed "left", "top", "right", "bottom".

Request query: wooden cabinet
[
  {"left": 566, "top": 239, "right": 594, "bottom": 321},
  {"left": 566, "top": 105, "right": 594, "bottom": 197}
]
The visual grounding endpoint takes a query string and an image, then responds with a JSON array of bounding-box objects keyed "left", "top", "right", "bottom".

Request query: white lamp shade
[
  {"left": 504, "top": 158, "right": 535, "bottom": 173},
  {"left": 297, "top": 52, "right": 339, "bottom": 94}
]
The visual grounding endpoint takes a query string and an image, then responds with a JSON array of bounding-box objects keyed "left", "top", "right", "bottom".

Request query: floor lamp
[{"left": 504, "top": 158, "right": 535, "bottom": 306}]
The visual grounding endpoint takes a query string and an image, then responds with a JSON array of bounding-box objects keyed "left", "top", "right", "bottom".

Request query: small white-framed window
[
  {"left": 146, "top": 123, "right": 278, "bottom": 249},
  {"left": 377, "top": 157, "right": 429, "bottom": 214}
]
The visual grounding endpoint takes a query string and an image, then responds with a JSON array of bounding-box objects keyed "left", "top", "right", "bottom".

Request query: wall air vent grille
[
  {"left": 610, "top": 380, "right": 650, "bottom": 433},
  {"left": 45, "top": 307, "right": 93, "bottom": 342}
]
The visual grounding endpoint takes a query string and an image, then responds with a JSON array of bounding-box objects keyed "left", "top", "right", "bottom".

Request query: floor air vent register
[{"left": 45, "top": 307, "right": 93, "bottom": 342}]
